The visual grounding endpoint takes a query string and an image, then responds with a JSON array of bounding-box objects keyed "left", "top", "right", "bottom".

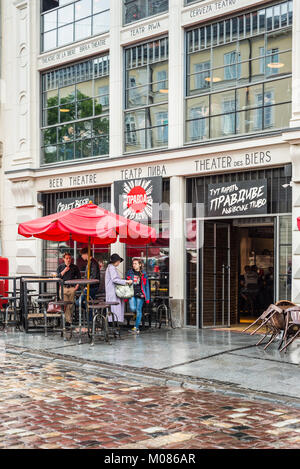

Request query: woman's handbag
[{"left": 115, "top": 283, "right": 134, "bottom": 299}]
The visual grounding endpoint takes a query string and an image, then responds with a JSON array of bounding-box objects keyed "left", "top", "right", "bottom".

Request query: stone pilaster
[
  {"left": 168, "top": 0, "right": 184, "bottom": 149},
  {"left": 109, "top": 0, "right": 123, "bottom": 157},
  {"left": 169, "top": 176, "right": 185, "bottom": 327}
]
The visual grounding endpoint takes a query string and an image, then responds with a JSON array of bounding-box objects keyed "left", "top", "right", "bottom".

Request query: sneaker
[
  {"left": 129, "top": 327, "right": 139, "bottom": 334},
  {"left": 136, "top": 329, "right": 140, "bottom": 335}
]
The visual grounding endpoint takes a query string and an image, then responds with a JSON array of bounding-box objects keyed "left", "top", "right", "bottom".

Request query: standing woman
[
  {"left": 127, "top": 258, "right": 150, "bottom": 334},
  {"left": 105, "top": 254, "right": 132, "bottom": 323}
]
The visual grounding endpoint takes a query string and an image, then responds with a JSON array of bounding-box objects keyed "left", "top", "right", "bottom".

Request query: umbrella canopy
[{"left": 18, "top": 203, "right": 157, "bottom": 246}]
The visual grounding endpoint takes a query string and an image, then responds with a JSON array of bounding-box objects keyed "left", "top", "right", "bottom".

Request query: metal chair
[{"left": 279, "top": 306, "right": 300, "bottom": 353}]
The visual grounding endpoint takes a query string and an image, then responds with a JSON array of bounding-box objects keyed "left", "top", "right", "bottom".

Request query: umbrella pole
[{"left": 87, "top": 237, "right": 91, "bottom": 300}]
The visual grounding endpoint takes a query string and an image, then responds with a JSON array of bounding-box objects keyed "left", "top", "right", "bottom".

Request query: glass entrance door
[
  {"left": 201, "top": 222, "right": 231, "bottom": 328},
  {"left": 186, "top": 220, "right": 232, "bottom": 328}
]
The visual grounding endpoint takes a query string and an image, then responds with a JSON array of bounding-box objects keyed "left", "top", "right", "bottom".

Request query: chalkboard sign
[{"left": 207, "top": 180, "right": 268, "bottom": 217}]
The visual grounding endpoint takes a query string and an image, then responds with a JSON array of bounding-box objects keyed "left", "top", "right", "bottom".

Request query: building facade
[{"left": 1, "top": 0, "right": 300, "bottom": 327}]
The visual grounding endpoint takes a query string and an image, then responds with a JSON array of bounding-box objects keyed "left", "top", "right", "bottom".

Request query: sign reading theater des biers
[
  {"left": 114, "top": 177, "right": 162, "bottom": 222},
  {"left": 207, "top": 180, "right": 268, "bottom": 217}
]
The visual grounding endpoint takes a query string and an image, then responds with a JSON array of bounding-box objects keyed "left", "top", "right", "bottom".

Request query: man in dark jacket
[
  {"left": 80, "top": 247, "right": 100, "bottom": 299},
  {"left": 57, "top": 252, "right": 81, "bottom": 325}
]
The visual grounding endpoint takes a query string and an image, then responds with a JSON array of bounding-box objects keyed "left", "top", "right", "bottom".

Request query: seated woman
[{"left": 126, "top": 258, "right": 150, "bottom": 334}]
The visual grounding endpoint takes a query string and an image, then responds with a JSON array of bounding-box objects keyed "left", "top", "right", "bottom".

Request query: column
[
  {"left": 109, "top": 0, "right": 123, "bottom": 157},
  {"left": 110, "top": 183, "right": 125, "bottom": 277},
  {"left": 290, "top": 144, "right": 300, "bottom": 303},
  {"left": 168, "top": 0, "right": 184, "bottom": 149},
  {"left": 169, "top": 176, "right": 185, "bottom": 327},
  {"left": 290, "top": 0, "right": 300, "bottom": 127}
]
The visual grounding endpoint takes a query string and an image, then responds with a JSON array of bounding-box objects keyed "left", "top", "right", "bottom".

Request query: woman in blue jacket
[{"left": 126, "top": 258, "right": 150, "bottom": 334}]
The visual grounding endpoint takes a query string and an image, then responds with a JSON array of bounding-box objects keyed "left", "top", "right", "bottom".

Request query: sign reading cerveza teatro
[
  {"left": 207, "top": 180, "right": 267, "bottom": 217},
  {"left": 56, "top": 196, "right": 95, "bottom": 213},
  {"left": 114, "top": 177, "right": 162, "bottom": 222}
]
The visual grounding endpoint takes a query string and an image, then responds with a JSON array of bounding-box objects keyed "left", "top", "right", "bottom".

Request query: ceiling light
[
  {"left": 159, "top": 89, "right": 169, "bottom": 94},
  {"left": 205, "top": 77, "right": 221, "bottom": 82},
  {"left": 267, "top": 62, "right": 285, "bottom": 69},
  {"left": 60, "top": 108, "right": 70, "bottom": 112}
]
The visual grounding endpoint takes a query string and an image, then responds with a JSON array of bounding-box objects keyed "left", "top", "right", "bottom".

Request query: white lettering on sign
[
  {"left": 195, "top": 151, "right": 272, "bottom": 173},
  {"left": 48, "top": 174, "right": 97, "bottom": 189},
  {"left": 130, "top": 21, "right": 161, "bottom": 37},
  {"left": 121, "top": 165, "right": 167, "bottom": 180},
  {"left": 190, "top": 0, "right": 237, "bottom": 18},
  {"left": 208, "top": 180, "right": 268, "bottom": 217},
  {"left": 41, "top": 39, "right": 107, "bottom": 65}
]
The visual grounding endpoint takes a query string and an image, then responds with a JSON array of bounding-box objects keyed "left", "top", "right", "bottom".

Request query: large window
[
  {"left": 125, "top": 38, "right": 169, "bottom": 152},
  {"left": 41, "top": 0, "right": 110, "bottom": 52},
  {"left": 124, "top": 0, "right": 168, "bottom": 25},
  {"left": 186, "top": 1, "right": 293, "bottom": 143},
  {"left": 41, "top": 54, "right": 109, "bottom": 165}
]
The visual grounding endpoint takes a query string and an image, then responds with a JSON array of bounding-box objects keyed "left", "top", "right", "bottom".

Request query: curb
[{"left": 4, "top": 343, "right": 300, "bottom": 410}]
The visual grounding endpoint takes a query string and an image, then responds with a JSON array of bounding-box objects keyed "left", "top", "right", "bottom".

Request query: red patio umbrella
[
  {"left": 18, "top": 203, "right": 157, "bottom": 246},
  {"left": 18, "top": 203, "right": 157, "bottom": 293}
]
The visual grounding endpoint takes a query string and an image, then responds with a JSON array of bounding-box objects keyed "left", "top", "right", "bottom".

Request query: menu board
[{"left": 207, "top": 179, "right": 268, "bottom": 217}]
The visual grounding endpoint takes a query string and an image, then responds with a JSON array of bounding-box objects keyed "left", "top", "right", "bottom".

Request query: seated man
[{"left": 57, "top": 252, "right": 80, "bottom": 326}]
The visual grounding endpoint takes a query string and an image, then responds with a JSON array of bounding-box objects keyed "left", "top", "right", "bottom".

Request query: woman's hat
[{"left": 109, "top": 253, "right": 124, "bottom": 264}]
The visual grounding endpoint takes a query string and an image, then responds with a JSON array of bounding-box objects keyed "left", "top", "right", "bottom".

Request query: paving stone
[{"left": 0, "top": 350, "right": 300, "bottom": 449}]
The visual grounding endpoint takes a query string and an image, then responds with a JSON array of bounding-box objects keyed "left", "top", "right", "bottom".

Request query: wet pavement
[
  {"left": 1, "top": 327, "right": 300, "bottom": 399},
  {"left": 0, "top": 348, "right": 300, "bottom": 449}
]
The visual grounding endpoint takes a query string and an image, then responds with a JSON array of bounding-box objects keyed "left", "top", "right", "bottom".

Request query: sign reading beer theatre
[
  {"left": 208, "top": 180, "right": 268, "bottom": 217},
  {"left": 114, "top": 177, "right": 162, "bottom": 222}
]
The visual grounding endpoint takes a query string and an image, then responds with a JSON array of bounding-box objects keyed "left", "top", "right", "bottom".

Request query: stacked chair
[{"left": 242, "top": 300, "right": 300, "bottom": 351}]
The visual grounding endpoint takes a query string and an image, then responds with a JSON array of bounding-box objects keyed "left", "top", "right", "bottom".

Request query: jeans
[{"left": 129, "top": 297, "right": 144, "bottom": 330}]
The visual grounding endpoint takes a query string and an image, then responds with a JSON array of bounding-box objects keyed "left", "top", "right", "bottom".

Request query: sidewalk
[{"left": 1, "top": 327, "right": 300, "bottom": 402}]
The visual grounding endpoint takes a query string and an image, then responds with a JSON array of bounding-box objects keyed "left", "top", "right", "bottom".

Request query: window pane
[
  {"left": 43, "top": 10, "right": 57, "bottom": 33},
  {"left": 58, "top": 24, "right": 73, "bottom": 47},
  {"left": 43, "top": 145, "right": 57, "bottom": 164},
  {"left": 77, "top": 98, "right": 94, "bottom": 118},
  {"left": 43, "top": 128, "right": 57, "bottom": 146},
  {"left": 43, "top": 29, "right": 57, "bottom": 51},
  {"left": 43, "top": 108, "right": 59, "bottom": 126},
  {"left": 236, "top": 84, "right": 263, "bottom": 111},
  {"left": 75, "top": 0, "right": 92, "bottom": 20},
  {"left": 58, "top": 4, "right": 74, "bottom": 27},
  {"left": 58, "top": 142, "right": 75, "bottom": 161},
  {"left": 58, "top": 124, "right": 75, "bottom": 143},
  {"left": 211, "top": 90, "right": 235, "bottom": 116},
  {"left": 93, "top": 136, "right": 109, "bottom": 156},
  {"left": 76, "top": 120, "right": 92, "bottom": 139},
  {"left": 236, "top": 108, "right": 261, "bottom": 134},
  {"left": 94, "top": 0, "right": 110, "bottom": 14},
  {"left": 75, "top": 17, "right": 92, "bottom": 41},
  {"left": 77, "top": 81, "right": 93, "bottom": 100},
  {"left": 186, "top": 96, "right": 209, "bottom": 120},
  {"left": 125, "top": 128, "right": 147, "bottom": 151},
  {"left": 60, "top": 85, "right": 75, "bottom": 104},
  {"left": 93, "top": 10, "right": 110, "bottom": 35}
]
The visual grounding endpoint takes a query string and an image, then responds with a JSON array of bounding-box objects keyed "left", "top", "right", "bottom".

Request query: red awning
[{"left": 18, "top": 203, "right": 157, "bottom": 246}]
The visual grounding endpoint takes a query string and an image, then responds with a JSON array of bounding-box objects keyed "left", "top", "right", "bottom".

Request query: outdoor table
[
  {"left": 21, "top": 277, "right": 64, "bottom": 333},
  {"left": 64, "top": 278, "right": 99, "bottom": 344},
  {"left": 152, "top": 296, "right": 174, "bottom": 329},
  {"left": 0, "top": 295, "right": 21, "bottom": 331},
  {"left": 89, "top": 301, "right": 120, "bottom": 346}
]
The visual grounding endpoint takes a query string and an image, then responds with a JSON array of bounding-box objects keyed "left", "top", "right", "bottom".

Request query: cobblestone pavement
[{"left": 0, "top": 350, "right": 300, "bottom": 450}]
